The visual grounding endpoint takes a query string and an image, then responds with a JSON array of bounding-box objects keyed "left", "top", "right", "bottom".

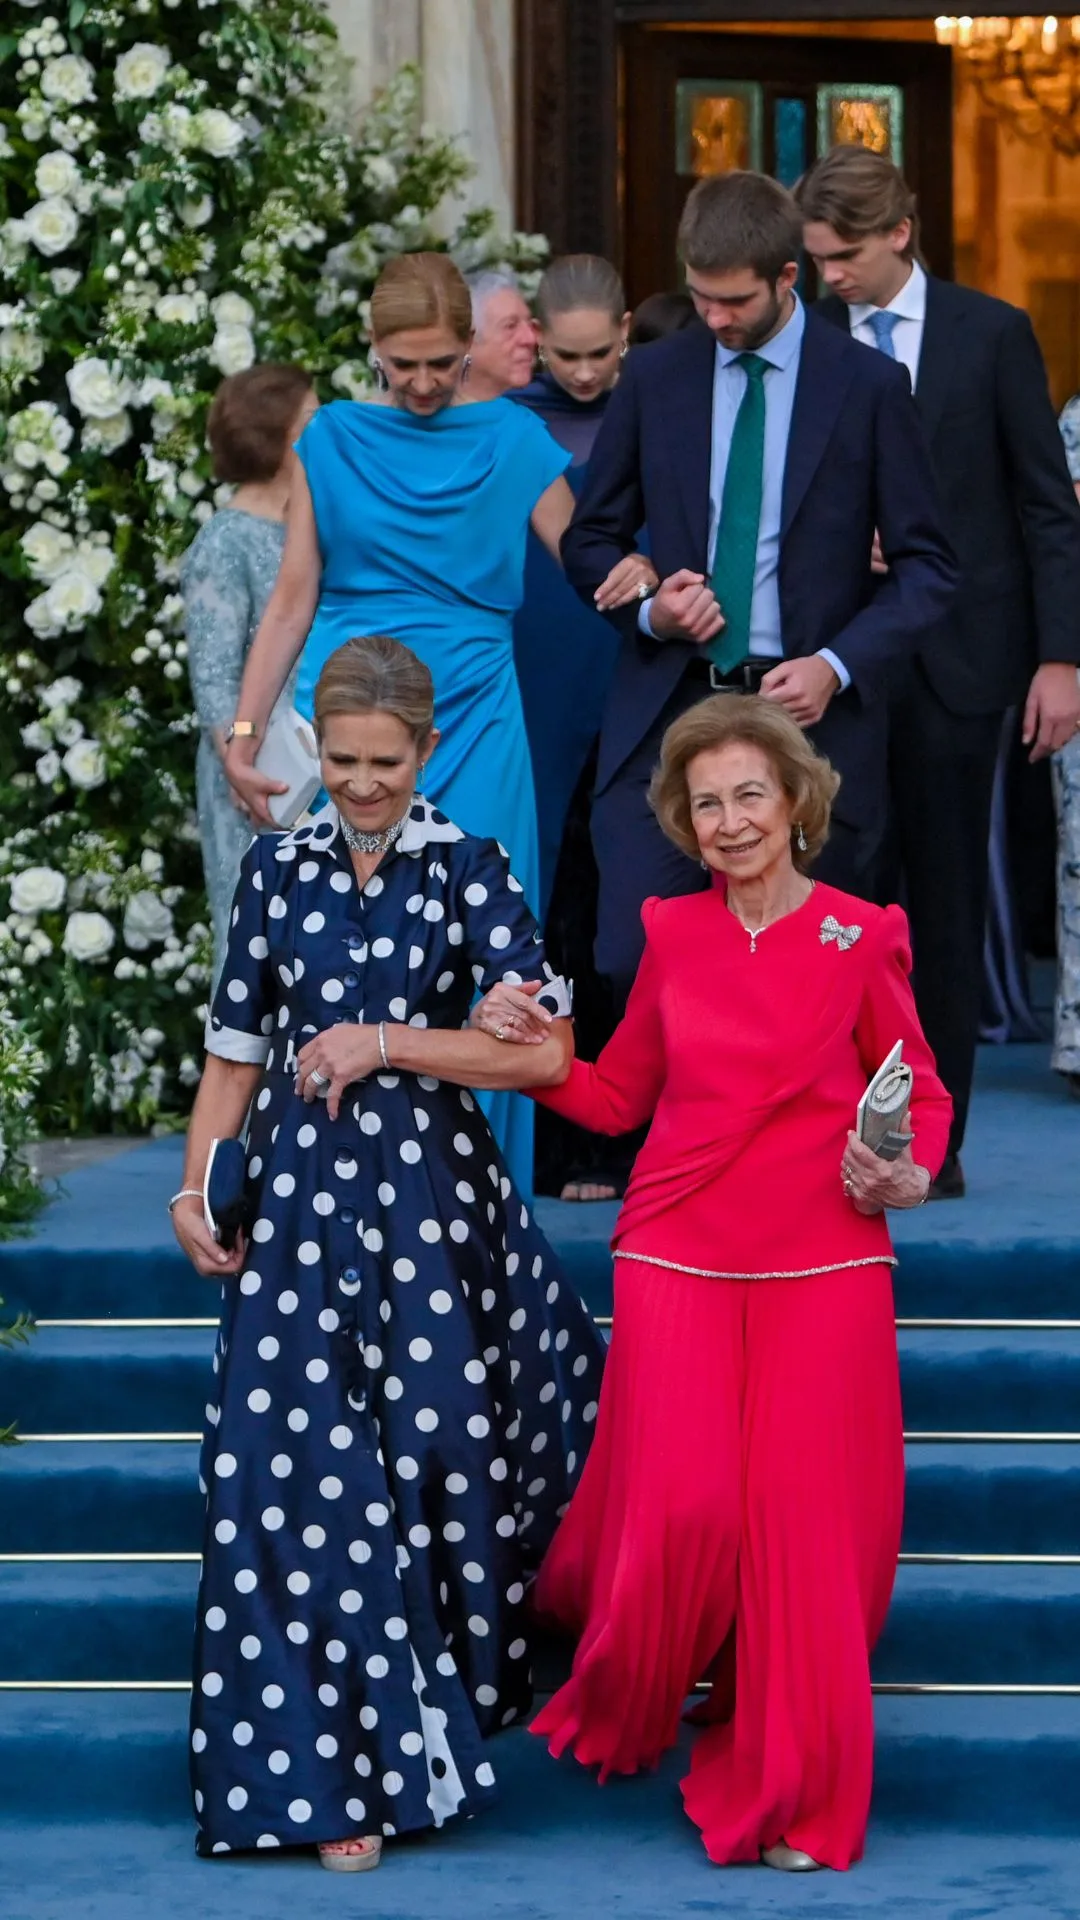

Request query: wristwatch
[{"left": 225, "top": 720, "right": 258, "bottom": 744}]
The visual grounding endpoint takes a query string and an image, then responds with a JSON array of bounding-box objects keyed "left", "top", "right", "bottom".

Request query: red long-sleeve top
[{"left": 536, "top": 881, "right": 953, "bottom": 1280}]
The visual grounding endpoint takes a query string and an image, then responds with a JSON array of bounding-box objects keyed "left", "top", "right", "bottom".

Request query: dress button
[
  {"left": 339, "top": 1208, "right": 356, "bottom": 1227},
  {"left": 340, "top": 1265, "right": 360, "bottom": 1285},
  {"left": 343, "top": 972, "right": 359, "bottom": 989}
]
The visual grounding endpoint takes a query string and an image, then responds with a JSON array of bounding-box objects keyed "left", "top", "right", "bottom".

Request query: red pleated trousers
[{"left": 530, "top": 1262, "right": 904, "bottom": 1870}]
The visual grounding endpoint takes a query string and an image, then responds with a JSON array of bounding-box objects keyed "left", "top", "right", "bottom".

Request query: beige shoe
[
  {"left": 761, "top": 1842, "right": 823, "bottom": 1872},
  {"left": 318, "top": 1836, "right": 383, "bottom": 1873}
]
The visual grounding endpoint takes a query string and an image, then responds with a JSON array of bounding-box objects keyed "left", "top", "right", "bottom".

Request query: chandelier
[{"left": 934, "top": 15, "right": 1080, "bottom": 155}]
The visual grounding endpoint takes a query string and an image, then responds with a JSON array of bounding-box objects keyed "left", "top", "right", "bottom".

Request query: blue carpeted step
[
  {"left": 1, "top": 1689, "right": 1078, "bottom": 1834},
  {"left": 6, "top": 1557, "right": 1080, "bottom": 1687},
  {"left": 11, "top": 1322, "right": 1080, "bottom": 1437},
  {"left": 7, "top": 1439, "right": 1080, "bottom": 1556}
]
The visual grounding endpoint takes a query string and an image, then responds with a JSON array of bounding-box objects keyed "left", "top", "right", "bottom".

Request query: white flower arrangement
[{"left": 0, "top": 12, "right": 545, "bottom": 1178}]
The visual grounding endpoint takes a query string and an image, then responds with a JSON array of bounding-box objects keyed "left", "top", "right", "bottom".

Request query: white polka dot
[
  {"left": 345, "top": 1796, "right": 367, "bottom": 1820},
  {"left": 359, "top": 1706, "right": 380, "bottom": 1732},
  {"left": 214, "top": 1453, "right": 237, "bottom": 1479},
  {"left": 467, "top": 1414, "right": 490, "bottom": 1439},
  {"left": 320, "top": 1476, "right": 344, "bottom": 1500},
  {"left": 270, "top": 1454, "right": 293, "bottom": 1479},
  {"left": 449, "top": 1220, "right": 469, "bottom": 1244},
  {"left": 429, "top": 1287, "right": 452, "bottom": 1311},
  {"left": 330, "top": 871, "right": 351, "bottom": 893},
  {"left": 370, "top": 935, "right": 394, "bottom": 958},
  {"left": 257, "top": 1336, "right": 279, "bottom": 1362},
  {"left": 463, "top": 1561, "right": 485, "bottom": 1584},
  {"left": 339, "top": 1588, "right": 363, "bottom": 1614},
  {"left": 326, "top": 1636, "right": 349, "bottom": 1661},
  {"left": 509, "top": 1637, "right": 527, "bottom": 1659},
  {"left": 444, "top": 1520, "right": 465, "bottom": 1543},
  {"left": 251, "top": 1219, "right": 273, "bottom": 1246},
  {"left": 399, "top": 1139, "right": 422, "bottom": 1165},
  {"left": 476, "top": 1761, "right": 496, "bottom": 1787},
  {"left": 286, "top": 1571, "right": 311, "bottom": 1596},
  {"left": 202, "top": 1672, "right": 223, "bottom": 1696},
  {"left": 288, "top": 1407, "right": 309, "bottom": 1432},
  {"left": 489, "top": 1457, "right": 508, "bottom": 1481},
  {"left": 468, "top": 1615, "right": 490, "bottom": 1637},
  {"left": 226, "top": 978, "right": 248, "bottom": 1004},
  {"left": 261, "top": 1506, "right": 285, "bottom": 1531},
  {"left": 268, "top": 895, "right": 287, "bottom": 920},
  {"left": 205, "top": 1606, "right": 226, "bottom": 1632},
  {"left": 446, "top": 1473, "right": 468, "bottom": 1495},
  {"left": 366, "top": 1501, "right": 390, "bottom": 1527},
  {"left": 302, "top": 911, "right": 325, "bottom": 934},
  {"left": 408, "top": 1336, "right": 432, "bottom": 1362},
  {"left": 422, "top": 900, "right": 444, "bottom": 921},
  {"left": 214, "top": 1519, "right": 236, "bottom": 1544},
  {"left": 496, "top": 1515, "right": 516, "bottom": 1538},
  {"left": 509, "top": 1308, "right": 526, "bottom": 1332},
  {"left": 388, "top": 996, "right": 408, "bottom": 1021},
  {"left": 297, "top": 1241, "right": 320, "bottom": 1266},
  {"left": 384, "top": 1375, "right": 404, "bottom": 1400},
  {"left": 227, "top": 1784, "right": 249, "bottom": 1809},
  {"left": 312, "top": 1192, "right": 335, "bottom": 1218},
  {"left": 321, "top": 979, "right": 345, "bottom": 1003},
  {"left": 303, "top": 1525, "right": 326, "bottom": 1550},
  {"left": 232, "top": 1721, "right": 254, "bottom": 1747},
  {"left": 415, "top": 1407, "right": 439, "bottom": 1432},
  {"left": 393, "top": 1258, "right": 415, "bottom": 1283},
  {"left": 192, "top": 1728, "right": 207, "bottom": 1752},
  {"left": 464, "top": 883, "right": 488, "bottom": 906},
  {"left": 234, "top": 1568, "right": 258, "bottom": 1593},
  {"left": 319, "top": 1683, "right": 338, "bottom": 1707},
  {"left": 272, "top": 1172, "right": 295, "bottom": 1199},
  {"left": 277, "top": 1289, "right": 298, "bottom": 1315},
  {"left": 325, "top": 1423, "right": 351, "bottom": 1451},
  {"left": 288, "top": 1799, "right": 314, "bottom": 1826},
  {"left": 247, "top": 1388, "right": 271, "bottom": 1414},
  {"left": 305, "top": 1358, "right": 329, "bottom": 1384},
  {"left": 363, "top": 1227, "right": 383, "bottom": 1252},
  {"left": 366, "top": 1654, "right": 389, "bottom": 1679},
  {"left": 382, "top": 1770, "right": 405, "bottom": 1795},
  {"left": 240, "top": 1635, "right": 261, "bottom": 1660},
  {"left": 396, "top": 1455, "right": 419, "bottom": 1479},
  {"left": 286, "top": 1622, "right": 309, "bottom": 1644},
  {"left": 385, "top": 1617, "right": 408, "bottom": 1640}
]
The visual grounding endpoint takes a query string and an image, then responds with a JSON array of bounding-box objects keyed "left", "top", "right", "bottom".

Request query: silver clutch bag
[
  {"left": 857, "top": 1041, "right": 913, "bottom": 1161},
  {"left": 255, "top": 707, "right": 321, "bottom": 829}
]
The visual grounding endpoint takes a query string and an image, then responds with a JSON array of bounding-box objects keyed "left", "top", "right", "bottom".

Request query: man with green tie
[{"left": 561, "top": 169, "right": 957, "bottom": 1010}]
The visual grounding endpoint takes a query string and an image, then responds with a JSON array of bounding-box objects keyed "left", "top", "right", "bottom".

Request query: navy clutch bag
[{"left": 203, "top": 1137, "right": 250, "bottom": 1251}]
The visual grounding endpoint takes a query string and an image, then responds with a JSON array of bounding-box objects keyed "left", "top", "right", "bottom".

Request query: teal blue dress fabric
[{"left": 293, "top": 399, "right": 570, "bottom": 1194}]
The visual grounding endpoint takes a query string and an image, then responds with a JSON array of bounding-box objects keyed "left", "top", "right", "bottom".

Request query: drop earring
[
  {"left": 795, "top": 822, "right": 807, "bottom": 853},
  {"left": 371, "top": 355, "right": 388, "bottom": 393},
  {"left": 461, "top": 353, "right": 472, "bottom": 384}
]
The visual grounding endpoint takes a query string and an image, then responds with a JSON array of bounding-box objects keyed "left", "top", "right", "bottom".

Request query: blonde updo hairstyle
[
  {"left": 648, "top": 694, "right": 840, "bottom": 874},
  {"left": 369, "top": 252, "right": 474, "bottom": 346},
  {"left": 313, "top": 635, "right": 435, "bottom": 750}
]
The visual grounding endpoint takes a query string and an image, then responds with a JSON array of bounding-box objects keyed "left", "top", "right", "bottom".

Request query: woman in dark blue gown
[{"left": 171, "top": 635, "right": 605, "bottom": 1872}]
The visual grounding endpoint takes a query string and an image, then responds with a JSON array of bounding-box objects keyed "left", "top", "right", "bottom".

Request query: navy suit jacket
[{"left": 562, "top": 309, "right": 957, "bottom": 846}]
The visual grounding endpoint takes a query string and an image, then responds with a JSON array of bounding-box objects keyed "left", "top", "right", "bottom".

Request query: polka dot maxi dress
[{"left": 192, "top": 797, "right": 606, "bottom": 1856}]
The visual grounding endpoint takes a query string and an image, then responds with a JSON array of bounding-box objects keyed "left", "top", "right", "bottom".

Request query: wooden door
[{"left": 620, "top": 25, "right": 953, "bottom": 308}]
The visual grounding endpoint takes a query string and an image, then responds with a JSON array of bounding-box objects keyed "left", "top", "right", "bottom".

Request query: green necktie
[{"left": 707, "top": 353, "right": 768, "bottom": 674}]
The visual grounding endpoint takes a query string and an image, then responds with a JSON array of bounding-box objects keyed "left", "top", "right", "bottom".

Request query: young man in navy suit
[
  {"left": 798, "top": 146, "right": 1080, "bottom": 1196},
  {"left": 563, "top": 169, "right": 957, "bottom": 1021}
]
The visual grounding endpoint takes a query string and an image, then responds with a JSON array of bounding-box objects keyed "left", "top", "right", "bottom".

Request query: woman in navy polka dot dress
[{"left": 171, "top": 636, "right": 605, "bottom": 1871}]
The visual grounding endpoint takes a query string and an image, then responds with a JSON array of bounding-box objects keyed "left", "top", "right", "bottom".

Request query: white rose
[
  {"left": 42, "top": 447, "right": 70, "bottom": 477},
  {"left": 20, "top": 520, "right": 73, "bottom": 582},
  {"left": 41, "top": 568, "right": 103, "bottom": 632},
  {"left": 210, "top": 291, "right": 254, "bottom": 328},
  {"left": 63, "top": 910, "right": 114, "bottom": 962},
  {"left": 140, "top": 848, "right": 164, "bottom": 880},
  {"left": 34, "top": 149, "right": 79, "bottom": 198},
  {"left": 82, "top": 409, "right": 132, "bottom": 455},
  {"left": 54, "top": 717, "right": 83, "bottom": 747},
  {"left": 123, "top": 890, "right": 174, "bottom": 950},
  {"left": 10, "top": 866, "right": 66, "bottom": 915},
  {"left": 136, "top": 376, "right": 173, "bottom": 408},
  {"left": 49, "top": 266, "right": 80, "bottom": 296},
  {"left": 41, "top": 675, "right": 83, "bottom": 710},
  {"left": 209, "top": 325, "right": 255, "bottom": 375},
  {"left": 114, "top": 43, "right": 171, "bottom": 101},
  {"left": 62, "top": 737, "right": 106, "bottom": 789},
  {"left": 25, "top": 596, "right": 62, "bottom": 640},
  {"left": 177, "top": 470, "right": 204, "bottom": 498},
  {"left": 75, "top": 542, "right": 115, "bottom": 589},
  {"left": 363, "top": 154, "right": 398, "bottom": 193},
  {"left": 40, "top": 54, "right": 96, "bottom": 106},
  {"left": 154, "top": 291, "right": 204, "bottom": 327},
  {"left": 178, "top": 195, "right": 213, "bottom": 229},
  {"left": 193, "top": 107, "right": 244, "bottom": 158},
  {"left": 36, "top": 750, "right": 61, "bottom": 784},
  {"left": 66, "top": 356, "right": 134, "bottom": 419},
  {"left": 24, "top": 196, "right": 79, "bottom": 257},
  {"left": 0, "top": 328, "right": 45, "bottom": 374},
  {"left": 21, "top": 721, "right": 51, "bottom": 751}
]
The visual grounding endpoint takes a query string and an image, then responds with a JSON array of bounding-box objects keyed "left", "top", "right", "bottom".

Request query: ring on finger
[
  {"left": 495, "top": 1025, "right": 506, "bottom": 1041},
  {"left": 308, "top": 1068, "right": 331, "bottom": 1092}
]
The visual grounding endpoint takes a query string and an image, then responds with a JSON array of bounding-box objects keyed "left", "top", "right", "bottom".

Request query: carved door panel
[{"left": 620, "top": 26, "right": 953, "bottom": 307}]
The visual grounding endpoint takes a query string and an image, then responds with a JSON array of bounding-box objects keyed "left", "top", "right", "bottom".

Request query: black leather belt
[{"left": 684, "top": 657, "right": 776, "bottom": 694}]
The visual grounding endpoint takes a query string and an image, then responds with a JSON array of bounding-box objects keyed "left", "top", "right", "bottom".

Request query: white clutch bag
[
  {"left": 857, "top": 1041, "right": 913, "bottom": 1161},
  {"left": 255, "top": 707, "right": 321, "bottom": 829}
]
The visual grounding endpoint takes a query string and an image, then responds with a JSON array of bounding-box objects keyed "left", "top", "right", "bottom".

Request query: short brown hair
[
  {"left": 648, "top": 695, "right": 840, "bottom": 872},
  {"left": 795, "top": 147, "right": 920, "bottom": 262},
  {"left": 313, "top": 634, "right": 435, "bottom": 747},
  {"left": 678, "top": 171, "right": 803, "bottom": 284},
  {"left": 206, "top": 363, "right": 313, "bottom": 484},
  {"left": 370, "top": 252, "right": 473, "bottom": 345}
]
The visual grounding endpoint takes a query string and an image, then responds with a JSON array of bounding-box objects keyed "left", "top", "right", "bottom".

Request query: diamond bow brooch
[{"left": 820, "top": 914, "right": 862, "bottom": 951}]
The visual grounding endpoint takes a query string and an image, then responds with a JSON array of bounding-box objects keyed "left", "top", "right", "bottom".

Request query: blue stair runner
[{"left": 1, "top": 1045, "right": 1078, "bottom": 1854}]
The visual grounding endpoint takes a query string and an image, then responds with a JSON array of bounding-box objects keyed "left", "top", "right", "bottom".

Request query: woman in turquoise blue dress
[{"left": 224, "top": 252, "right": 657, "bottom": 1192}]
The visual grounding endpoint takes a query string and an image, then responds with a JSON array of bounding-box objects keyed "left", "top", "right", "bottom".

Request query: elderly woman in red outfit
[{"left": 472, "top": 695, "right": 952, "bottom": 1875}]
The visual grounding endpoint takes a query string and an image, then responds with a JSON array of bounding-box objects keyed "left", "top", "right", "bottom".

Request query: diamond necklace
[
  {"left": 340, "top": 802, "right": 412, "bottom": 857},
  {"left": 729, "top": 881, "right": 814, "bottom": 953}
]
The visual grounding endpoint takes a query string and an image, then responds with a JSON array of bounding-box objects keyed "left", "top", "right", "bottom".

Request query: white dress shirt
[
  {"left": 849, "top": 259, "right": 927, "bottom": 392},
  {"left": 641, "top": 295, "right": 849, "bottom": 688}
]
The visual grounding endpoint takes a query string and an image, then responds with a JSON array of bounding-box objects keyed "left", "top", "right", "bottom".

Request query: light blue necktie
[{"left": 867, "top": 310, "right": 900, "bottom": 359}]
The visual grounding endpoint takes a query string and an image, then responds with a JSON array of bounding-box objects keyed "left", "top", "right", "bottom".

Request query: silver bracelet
[
  {"left": 378, "top": 1020, "right": 390, "bottom": 1072},
  {"left": 168, "top": 1188, "right": 203, "bottom": 1215},
  {"left": 913, "top": 1166, "right": 932, "bottom": 1207}
]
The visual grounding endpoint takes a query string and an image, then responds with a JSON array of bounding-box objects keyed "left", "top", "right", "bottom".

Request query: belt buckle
[{"left": 707, "top": 663, "right": 735, "bottom": 693}]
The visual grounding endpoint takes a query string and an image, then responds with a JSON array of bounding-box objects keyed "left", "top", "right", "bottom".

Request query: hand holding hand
[
  {"left": 648, "top": 569, "right": 725, "bottom": 645},
  {"left": 840, "top": 1130, "right": 930, "bottom": 1214},
  {"left": 295, "top": 1024, "right": 382, "bottom": 1119},
  {"left": 594, "top": 553, "right": 659, "bottom": 612},
  {"left": 470, "top": 979, "right": 552, "bottom": 1046},
  {"left": 172, "top": 1196, "right": 248, "bottom": 1278},
  {"left": 759, "top": 655, "right": 840, "bottom": 727},
  {"left": 1022, "top": 662, "right": 1080, "bottom": 762},
  {"left": 224, "top": 737, "right": 288, "bottom": 829}
]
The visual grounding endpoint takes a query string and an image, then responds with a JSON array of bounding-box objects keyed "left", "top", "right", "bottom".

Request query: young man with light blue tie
[
  {"left": 800, "top": 143, "right": 1080, "bottom": 1197},
  {"left": 562, "top": 169, "right": 956, "bottom": 1013}
]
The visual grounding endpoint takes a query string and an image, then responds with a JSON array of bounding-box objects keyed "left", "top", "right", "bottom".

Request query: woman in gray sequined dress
[{"left": 182, "top": 364, "right": 317, "bottom": 969}]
